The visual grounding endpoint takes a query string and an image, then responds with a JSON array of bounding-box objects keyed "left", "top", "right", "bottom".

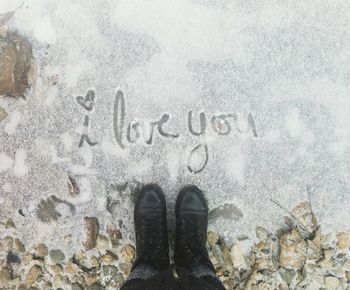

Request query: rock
[
  {"left": 96, "top": 235, "right": 110, "bottom": 250},
  {"left": 4, "top": 218, "right": 16, "bottom": 229},
  {"left": 0, "top": 25, "right": 8, "bottom": 38},
  {"left": 0, "top": 267, "right": 12, "bottom": 285},
  {"left": 222, "top": 246, "right": 234, "bottom": 272},
  {"left": 324, "top": 276, "right": 340, "bottom": 289},
  {"left": 0, "top": 107, "right": 7, "bottom": 122},
  {"left": 110, "top": 272, "right": 125, "bottom": 288},
  {"left": 68, "top": 175, "right": 80, "bottom": 197},
  {"left": 118, "top": 262, "right": 132, "bottom": 277},
  {"left": 346, "top": 271, "right": 350, "bottom": 282},
  {"left": 53, "top": 274, "right": 62, "bottom": 288},
  {"left": 256, "top": 226, "right": 269, "bottom": 242},
  {"left": 84, "top": 273, "right": 99, "bottom": 286},
  {"left": 51, "top": 264, "right": 63, "bottom": 274},
  {"left": 26, "top": 265, "right": 42, "bottom": 286},
  {"left": 230, "top": 243, "right": 247, "bottom": 269},
  {"left": 65, "top": 261, "right": 77, "bottom": 274},
  {"left": 7, "top": 251, "right": 21, "bottom": 263},
  {"left": 0, "top": 32, "right": 33, "bottom": 98},
  {"left": 279, "top": 229, "right": 307, "bottom": 270},
  {"left": 207, "top": 231, "right": 219, "bottom": 247},
  {"left": 14, "top": 238, "right": 25, "bottom": 252},
  {"left": 307, "top": 228, "right": 322, "bottom": 260},
  {"left": 279, "top": 267, "right": 296, "bottom": 285},
  {"left": 254, "top": 234, "right": 279, "bottom": 271},
  {"left": 33, "top": 243, "right": 48, "bottom": 257},
  {"left": 86, "top": 283, "right": 104, "bottom": 290},
  {"left": 212, "top": 244, "right": 225, "bottom": 268},
  {"left": 101, "top": 265, "right": 119, "bottom": 285},
  {"left": 285, "top": 201, "right": 318, "bottom": 240},
  {"left": 107, "top": 224, "right": 122, "bottom": 248},
  {"left": 336, "top": 232, "right": 349, "bottom": 250},
  {"left": 50, "top": 249, "right": 65, "bottom": 264},
  {"left": 71, "top": 283, "right": 84, "bottom": 290},
  {"left": 120, "top": 244, "right": 135, "bottom": 263},
  {"left": 2, "top": 236, "right": 14, "bottom": 251},
  {"left": 101, "top": 254, "right": 115, "bottom": 264},
  {"left": 83, "top": 217, "right": 99, "bottom": 250}
]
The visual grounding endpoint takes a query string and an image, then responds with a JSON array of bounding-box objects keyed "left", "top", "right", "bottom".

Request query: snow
[
  {"left": 0, "top": 0, "right": 350, "bottom": 250},
  {"left": 0, "top": 153, "right": 13, "bottom": 173},
  {"left": 4, "top": 111, "right": 21, "bottom": 135},
  {"left": 13, "top": 149, "right": 29, "bottom": 177}
]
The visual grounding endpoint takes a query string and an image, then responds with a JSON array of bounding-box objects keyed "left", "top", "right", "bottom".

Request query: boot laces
[
  {"left": 139, "top": 215, "right": 166, "bottom": 263},
  {"left": 182, "top": 216, "right": 207, "bottom": 258}
]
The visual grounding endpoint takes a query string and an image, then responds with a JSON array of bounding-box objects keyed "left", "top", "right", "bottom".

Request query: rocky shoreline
[{"left": 1, "top": 201, "right": 349, "bottom": 289}]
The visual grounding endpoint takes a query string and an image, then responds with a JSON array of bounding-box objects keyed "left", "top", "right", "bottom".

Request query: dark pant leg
[{"left": 120, "top": 268, "right": 178, "bottom": 290}]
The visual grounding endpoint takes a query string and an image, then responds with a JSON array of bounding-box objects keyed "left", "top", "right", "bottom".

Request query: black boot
[
  {"left": 132, "top": 184, "right": 170, "bottom": 271},
  {"left": 174, "top": 185, "right": 215, "bottom": 273}
]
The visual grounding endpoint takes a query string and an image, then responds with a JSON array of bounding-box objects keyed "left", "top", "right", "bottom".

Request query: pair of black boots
[{"left": 123, "top": 184, "right": 222, "bottom": 290}]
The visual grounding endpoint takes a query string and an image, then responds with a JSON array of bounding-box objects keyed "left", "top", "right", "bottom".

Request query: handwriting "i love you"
[{"left": 113, "top": 89, "right": 258, "bottom": 174}]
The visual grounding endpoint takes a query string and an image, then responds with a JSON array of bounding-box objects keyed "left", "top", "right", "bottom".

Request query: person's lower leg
[
  {"left": 174, "top": 185, "right": 226, "bottom": 289},
  {"left": 121, "top": 184, "right": 170, "bottom": 288}
]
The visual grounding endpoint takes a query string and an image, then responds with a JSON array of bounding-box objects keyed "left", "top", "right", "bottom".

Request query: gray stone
[
  {"left": 102, "top": 265, "right": 119, "bottom": 284},
  {"left": 50, "top": 249, "right": 65, "bottom": 264},
  {"left": 279, "top": 267, "right": 296, "bottom": 285},
  {"left": 71, "top": 283, "right": 84, "bottom": 290}
]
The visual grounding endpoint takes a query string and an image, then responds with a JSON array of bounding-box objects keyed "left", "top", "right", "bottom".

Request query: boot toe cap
[{"left": 177, "top": 185, "right": 208, "bottom": 213}]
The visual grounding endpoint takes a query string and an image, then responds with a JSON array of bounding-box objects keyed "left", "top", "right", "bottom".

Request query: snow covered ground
[{"left": 1, "top": 0, "right": 350, "bottom": 255}]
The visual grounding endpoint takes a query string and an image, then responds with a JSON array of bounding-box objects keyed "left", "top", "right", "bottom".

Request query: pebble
[
  {"left": 324, "top": 276, "right": 340, "bottom": 289},
  {"left": 120, "top": 244, "right": 135, "bottom": 263},
  {"left": 101, "top": 265, "right": 119, "bottom": 285},
  {"left": 96, "top": 235, "right": 110, "bottom": 250},
  {"left": 50, "top": 249, "right": 65, "bottom": 264},
  {"left": 230, "top": 243, "right": 247, "bottom": 269},
  {"left": 26, "top": 265, "right": 42, "bottom": 286},
  {"left": 101, "top": 254, "right": 115, "bottom": 264},
  {"left": 83, "top": 217, "right": 99, "bottom": 250},
  {"left": 65, "top": 261, "right": 77, "bottom": 274},
  {"left": 336, "top": 232, "right": 349, "bottom": 250},
  {"left": 345, "top": 271, "right": 350, "bottom": 282},
  {"left": 4, "top": 218, "right": 16, "bottom": 229},
  {"left": 279, "top": 267, "right": 296, "bottom": 285},
  {"left": 0, "top": 32, "right": 33, "bottom": 97},
  {"left": 0, "top": 267, "right": 12, "bottom": 284},
  {"left": 207, "top": 231, "right": 219, "bottom": 246},
  {"left": 288, "top": 201, "right": 318, "bottom": 240},
  {"left": 7, "top": 251, "right": 21, "bottom": 263},
  {"left": 14, "top": 238, "right": 25, "bottom": 252},
  {"left": 0, "top": 107, "right": 8, "bottom": 122},
  {"left": 33, "top": 243, "right": 48, "bottom": 257},
  {"left": 0, "top": 25, "right": 8, "bottom": 38},
  {"left": 279, "top": 229, "right": 307, "bottom": 270},
  {"left": 71, "top": 283, "right": 84, "bottom": 290},
  {"left": 2, "top": 236, "right": 14, "bottom": 251},
  {"left": 107, "top": 224, "right": 122, "bottom": 248},
  {"left": 256, "top": 226, "right": 269, "bottom": 242},
  {"left": 51, "top": 264, "right": 63, "bottom": 274}
]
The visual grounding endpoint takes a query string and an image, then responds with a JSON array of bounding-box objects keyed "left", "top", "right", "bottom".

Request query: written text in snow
[{"left": 76, "top": 89, "right": 258, "bottom": 174}]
